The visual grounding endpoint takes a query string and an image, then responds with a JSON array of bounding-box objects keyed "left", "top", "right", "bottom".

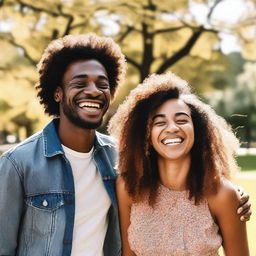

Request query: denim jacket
[{"left": 0, "top": 119, "right": 121, "bottom": 256}]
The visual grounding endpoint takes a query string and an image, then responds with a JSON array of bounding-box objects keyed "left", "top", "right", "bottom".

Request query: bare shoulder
[{"left": 208, "top": 179, "right": 240, "bottom": 217}]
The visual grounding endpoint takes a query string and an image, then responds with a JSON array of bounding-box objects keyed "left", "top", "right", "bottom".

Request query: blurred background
[{"left": 0, "top": 0, "right": 255, "bottom": 253}]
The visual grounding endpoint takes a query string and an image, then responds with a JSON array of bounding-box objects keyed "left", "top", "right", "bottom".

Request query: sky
[{"left": 190, "top": 0, "right": 251, "bottom": 54}]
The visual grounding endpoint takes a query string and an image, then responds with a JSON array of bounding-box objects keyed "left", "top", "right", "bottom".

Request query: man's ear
[{"left": 54, "top": 87, "right": 63, "bottom": 102}]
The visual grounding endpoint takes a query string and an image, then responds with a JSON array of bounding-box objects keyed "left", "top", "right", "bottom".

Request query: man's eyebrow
[{"left": 71, "top": 74, "right": 109, "bottom": 81}]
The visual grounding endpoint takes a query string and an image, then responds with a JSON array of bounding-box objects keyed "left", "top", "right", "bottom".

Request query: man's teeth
[
  {"left": 163, "top": 138, "right": 182, "bottom": 145},
  {"left": 78, "top": 102, "right": 100, "bottom": 109}
]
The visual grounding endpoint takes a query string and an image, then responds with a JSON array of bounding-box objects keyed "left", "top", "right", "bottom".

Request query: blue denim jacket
[{"left": 0, "top": 119, "right": 121, "bottom": 256}]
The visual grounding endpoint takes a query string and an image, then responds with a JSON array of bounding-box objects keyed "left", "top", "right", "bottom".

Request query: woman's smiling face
[{"left": 150, "top": 98, "right": 194, "bottom": 162}]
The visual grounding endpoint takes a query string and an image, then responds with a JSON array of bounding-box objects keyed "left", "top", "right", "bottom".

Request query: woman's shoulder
[{"left": 207, "top": 178, "right": 240, "bottom": 217}]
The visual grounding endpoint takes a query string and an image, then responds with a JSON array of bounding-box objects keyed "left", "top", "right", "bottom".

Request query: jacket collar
[
  {"left": 94, "top": 131, "right": 115, "bottom": 148},
  {"left": 43, "top": 119, "right": 64, "bottom": 157},
  {"left": 43, "top": 119, "right": 112, "bottom": 157}
]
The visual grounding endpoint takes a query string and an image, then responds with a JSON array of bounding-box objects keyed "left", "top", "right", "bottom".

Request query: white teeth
[
  {"left": 78, "top": 102, "right": 100, "bottom": 109},
  {"left": 163, "top": 138, "right": 182, "bottom": 145}
]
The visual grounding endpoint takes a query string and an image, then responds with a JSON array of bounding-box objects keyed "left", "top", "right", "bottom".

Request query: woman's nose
[{"left": 165, "top": 121, "right": 179, "bottom": 133}]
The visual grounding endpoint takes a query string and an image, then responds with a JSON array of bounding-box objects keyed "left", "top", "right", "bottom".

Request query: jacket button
[{"left": 42, "top": 199, "right": 48, "bottom": 207}]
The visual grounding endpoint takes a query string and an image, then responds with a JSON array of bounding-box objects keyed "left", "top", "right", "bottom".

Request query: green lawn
[{"left": 236, "top": 154, "right": 256, "bottom": 171}]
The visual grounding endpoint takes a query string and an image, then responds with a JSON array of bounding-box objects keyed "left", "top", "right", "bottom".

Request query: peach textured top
[{"left": 128, "top": 184, "right": 222, "bottom": 256}]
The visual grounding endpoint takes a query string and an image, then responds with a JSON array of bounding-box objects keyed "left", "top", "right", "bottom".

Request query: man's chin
[
  {"left": 63, "top": 108, "right": 103, "bottom": 129},
  {"left": 73, "top": 119, "right": 102, "bottom": 129}
]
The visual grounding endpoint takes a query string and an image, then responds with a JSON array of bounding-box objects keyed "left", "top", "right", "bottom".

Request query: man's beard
[{"left": 61, "top": 100, "right": 103, "bottom": 129}]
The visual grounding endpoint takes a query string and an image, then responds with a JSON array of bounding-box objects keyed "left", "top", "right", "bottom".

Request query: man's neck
[{"left": 58, "top": 118, "right": 95, "bottom": 153}]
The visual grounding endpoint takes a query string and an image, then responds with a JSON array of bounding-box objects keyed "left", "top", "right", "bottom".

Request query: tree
[
  {"left": 0, "top": 0, "right": 255, "bottom": 136},
  {"left": 1, "top": 0, "right": 256, "bottom": 79},
  {"left": 206, "top": 62, "right": 256, "bottom": 148}
]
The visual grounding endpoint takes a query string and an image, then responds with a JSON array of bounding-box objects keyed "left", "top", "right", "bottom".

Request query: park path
[{"left": 235, "top": 171, "right": 256, "bottom": 179}]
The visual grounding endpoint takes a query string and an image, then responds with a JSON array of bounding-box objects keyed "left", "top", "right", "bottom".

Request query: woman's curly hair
[
  {"left": 36, "top": 33, "right": 126, "bottom": 116},
  {"left": 108, "top": 72, "right": 240, "bottom": 205}
]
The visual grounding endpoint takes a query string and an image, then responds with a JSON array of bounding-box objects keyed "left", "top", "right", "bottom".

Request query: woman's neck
[{"left": 158, "top": 156, "right": 191, "bottom": 191}]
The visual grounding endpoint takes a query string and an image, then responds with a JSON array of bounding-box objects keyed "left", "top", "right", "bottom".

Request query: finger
[
  {"left": 237, "top": 201, "right": 251, "bottom": 214},
  {"left": 239, "top": 193, "right": 249, "bottom": 205},
  {"left": 240, "top": 210, "right": 252, "bottom": 222}
]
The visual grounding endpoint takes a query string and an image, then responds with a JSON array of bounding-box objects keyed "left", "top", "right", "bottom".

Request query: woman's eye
[
  {"left": 176, "top": 119, "right": 188, "bottom": 124},
  {"left": 154, "top": 121, "right": 166, "bottom": 126}
]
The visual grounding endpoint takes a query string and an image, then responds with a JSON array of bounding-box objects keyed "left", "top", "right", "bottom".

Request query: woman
[{"left": 109, "top": 72, "right": 249, "bottom": 255}]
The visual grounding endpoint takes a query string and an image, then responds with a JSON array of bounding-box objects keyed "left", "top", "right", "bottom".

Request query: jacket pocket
[{"left": 25, "top": 193, "right": 65, "bottom": 236}]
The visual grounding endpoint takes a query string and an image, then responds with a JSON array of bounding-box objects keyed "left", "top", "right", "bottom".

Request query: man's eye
[
  {"left": 97, "top": 82, "right": 110, "bottom": 89},
  {"left": 71, "top": 82, "right": 85, "bottom": 88}
]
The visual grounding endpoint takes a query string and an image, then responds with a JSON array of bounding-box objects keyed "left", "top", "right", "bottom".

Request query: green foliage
[
  {"left": 0, "top": 100, "right": 11, "bottom": 112},
  {"left": 236, "top": 154, "right": 256, "bottom": 172},
  {"left": 206, "top": 62, "right": 256, "bottom": 148}
]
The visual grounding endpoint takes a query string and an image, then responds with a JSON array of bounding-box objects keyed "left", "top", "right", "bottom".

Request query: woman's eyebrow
[
  {"left": 175, "top": 112, "right": 190, "bottom": 118},
  {"left": 152, "top": 114, "right": 165, "bottom": 120}
]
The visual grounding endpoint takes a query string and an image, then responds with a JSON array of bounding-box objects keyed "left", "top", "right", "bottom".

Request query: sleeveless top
[{"left": 128, "top": 184, "right": 222, "bottom": 256}]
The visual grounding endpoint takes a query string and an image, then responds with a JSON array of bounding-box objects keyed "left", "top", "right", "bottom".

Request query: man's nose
[{"left": 83, "top": 82, "right": 102, "bottom": 97}]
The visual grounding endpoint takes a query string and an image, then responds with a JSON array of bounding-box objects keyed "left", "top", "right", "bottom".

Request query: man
[
  {"left": 0, "top": 33, "right": 251, "bottom": 256},
  {"left": 0, "top": 33, "right": 125, "bottom": 256}
]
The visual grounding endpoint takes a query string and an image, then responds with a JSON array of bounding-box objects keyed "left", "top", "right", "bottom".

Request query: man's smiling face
[{"left": 56, "top": 59, "right": 111, "bottom": 129}]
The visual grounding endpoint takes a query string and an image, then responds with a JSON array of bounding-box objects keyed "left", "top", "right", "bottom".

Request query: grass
[{"left": 236, "top": 154, "right": 256, "bottom": 171}]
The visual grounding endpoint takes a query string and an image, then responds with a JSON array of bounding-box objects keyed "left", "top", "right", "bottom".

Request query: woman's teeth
[{"left": 163, "top": 138, "right": 182, "bottom": 145}]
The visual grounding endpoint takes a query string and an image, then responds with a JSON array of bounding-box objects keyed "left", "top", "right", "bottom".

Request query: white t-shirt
[{"left": 62, "top": 145, "right": 111, "bottom": 256}]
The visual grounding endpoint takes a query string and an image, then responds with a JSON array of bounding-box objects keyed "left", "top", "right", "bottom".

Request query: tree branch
[
  {"left": 156, "top": 26, "right": 205, "bottom": 74},
  {"left": 3, "top": 33, "right": 38, "bottom": 65},
  {"left": 117, "top": 26, "right": 134, "bottom": 43},
  {"left": 155, "top": 25, "right": 186, "bottom": 34},
  {"left": 16, "top": 0, "right": 59, "bottom": 16},
  {"left": 207, "top": 0, "right": 224, "bottom": 21},
  {"left": 15, "top": 1, "right": 75, "bottom": 37},
  {"left": 57, "top": 4, "right": 74, "bottom": 36},
  {"left": 126, "top": 56, "right": 141, "bottom": 71},
  {"left": 0, "top": 0, "right": 5, "bottom": 7}
]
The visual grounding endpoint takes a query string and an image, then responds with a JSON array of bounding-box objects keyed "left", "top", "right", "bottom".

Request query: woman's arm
[
  {"left": 208, "top": 180, "right": 249, "bottom": 256},
  {"left": 116, "top": 177, "right": 136, "bottom": 256}
]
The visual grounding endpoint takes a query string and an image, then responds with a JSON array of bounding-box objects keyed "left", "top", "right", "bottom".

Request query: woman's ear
[{"left": 54, "top": 87, "right": 62, "bottom": 102}]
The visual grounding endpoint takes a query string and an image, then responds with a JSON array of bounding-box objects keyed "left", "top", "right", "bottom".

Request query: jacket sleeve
[{"left": 0, "top": 154, "right": 24, "bottom": 256}]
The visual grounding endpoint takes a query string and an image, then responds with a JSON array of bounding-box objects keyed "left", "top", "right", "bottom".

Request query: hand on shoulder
[
  {"left": 208, "top": 178, "right": 249, "bottom": 256},
  {"left": 208, "top": 178, "right": 240, "bottom": 218}
]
